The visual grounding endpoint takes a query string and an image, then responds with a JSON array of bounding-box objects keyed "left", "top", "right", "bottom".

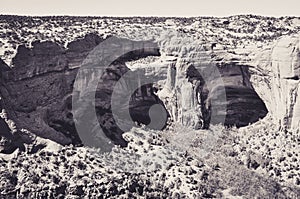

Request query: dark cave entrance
[{"left": 187, "top": 63, "right": 268, "bottom": 128}]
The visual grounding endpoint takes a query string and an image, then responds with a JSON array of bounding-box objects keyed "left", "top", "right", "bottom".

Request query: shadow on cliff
[
  {"left": 0, "top": 34, "right": 169, "bottom": 151},
  {"left": 186, "top": 63, "right": 268, "bottom": 128}
]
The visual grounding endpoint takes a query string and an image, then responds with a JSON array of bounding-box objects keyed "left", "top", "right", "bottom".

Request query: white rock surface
[{"left": 251, "top": 34, "right": 300, "bottom": 131}]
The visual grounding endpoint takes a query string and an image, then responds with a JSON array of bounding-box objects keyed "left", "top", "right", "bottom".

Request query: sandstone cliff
[
  {"left": 0, "top": 34, "right": 166, "bottom": 151},
  {"left": 250, "top": 34, "right": 300, "bottom": 132},
  {"left": 0, "top": 32, "right": 299, "bottom": 152},
  {"left": 134, "top": 33, "right": 268, "bottom": 130}
]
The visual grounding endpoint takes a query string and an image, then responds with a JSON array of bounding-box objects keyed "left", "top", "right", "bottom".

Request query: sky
[{"left": 0, "top": 0, "right": 299, "bottom": 17}]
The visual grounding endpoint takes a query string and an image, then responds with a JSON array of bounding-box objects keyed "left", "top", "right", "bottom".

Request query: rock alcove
[{"left": 0, "top": 33, "right": 269, "bottom": 152}]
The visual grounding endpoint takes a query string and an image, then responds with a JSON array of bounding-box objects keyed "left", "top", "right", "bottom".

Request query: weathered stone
[
  {"left": 0, "top": 34, "right": 166, "bottom": 151},
  {"left": 251, "top": 34, "right": 300, "bottom": 131}
]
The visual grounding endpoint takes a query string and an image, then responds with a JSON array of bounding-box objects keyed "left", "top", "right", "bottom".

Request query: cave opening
[{"left": 187, "top": 63, "right": 268, "bottom": 128}]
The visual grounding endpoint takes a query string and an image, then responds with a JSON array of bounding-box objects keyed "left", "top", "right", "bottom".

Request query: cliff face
[
  {"left": 152, "top": 36, "right": 268, "bottom": 130},
  {"left": 0, "top": 59, "right": 26, "bottom": 153},
  {"left": 151, "top": 33, "right": 300, "bottom": 132},
  {"left": 251, "top": 34, "right": 300, "bottom": 131},
  {"left": 0, "top": 32, "right": 299, "bottom": 152},
  {"left": 0, "top": 34, "right": 165, "bottom": 151}
]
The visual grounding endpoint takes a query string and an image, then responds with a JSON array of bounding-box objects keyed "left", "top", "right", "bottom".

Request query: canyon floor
[{"left": 0, "top": 118, "right": 300, "bottom": 198}]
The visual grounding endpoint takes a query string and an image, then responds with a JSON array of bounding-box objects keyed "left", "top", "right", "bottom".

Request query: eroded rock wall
[
  {"left": 0, "top": 34, "right": 165, "bottom": 150},
  {"left": 155, "top": 36, "right": 268, "bottom": 129},
  {"left": 251, "top": 34, "right": 300, "bottom": 131},
  {"left": 1, "top": 31, "right": 298, "bottom": 153}
]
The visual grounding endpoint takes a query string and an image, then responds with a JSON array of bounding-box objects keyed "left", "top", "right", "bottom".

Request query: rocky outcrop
[
  {"left": 0, "top": 60, "right": 23, "bottom": 153},
  {"left": 1, "top": 31, "right": 298, "bottom": 153},
  {"left": 250, "top": 34, "right": 300, "bottom": 131},
  {"left": 1, "top": 41, "right": 77, "bottom": 145},
  {"left": 12, "top": 41, "right": 67, "bottom": 79},
  {"left": 0, "top": 34, "right": 166, "bottom": 151},
  {"left": 153, "top": 36, "right": 268, "bottom": 129},
  {"left": 71, "top": 37, "right": 166, "bottom": 149},
  {"left": 66, "top": 33, "right": 105, "bottom": 69}
]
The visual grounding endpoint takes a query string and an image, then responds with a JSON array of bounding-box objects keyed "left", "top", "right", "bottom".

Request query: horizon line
[{"left": 1, "top": 13, "right": 299, "bottom": 18}]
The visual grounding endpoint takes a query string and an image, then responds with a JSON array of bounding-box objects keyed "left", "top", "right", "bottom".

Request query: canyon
[
  {"left": 1, "top": 31, "right": 296, "bottom": 151},
  {"left": 0, "top": 15, "right": 299, "bottom": 197}
]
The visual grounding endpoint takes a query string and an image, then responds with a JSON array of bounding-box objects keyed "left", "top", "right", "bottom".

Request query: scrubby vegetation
[
  {"left": 0, "top": 122, "right": 299, "bottom": 198},
  {"left": 0, "top": 15, "right": 300, "bottom": 65},
  {"left": 1, "top": 15, "right": 300, "bottom": 198}
]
